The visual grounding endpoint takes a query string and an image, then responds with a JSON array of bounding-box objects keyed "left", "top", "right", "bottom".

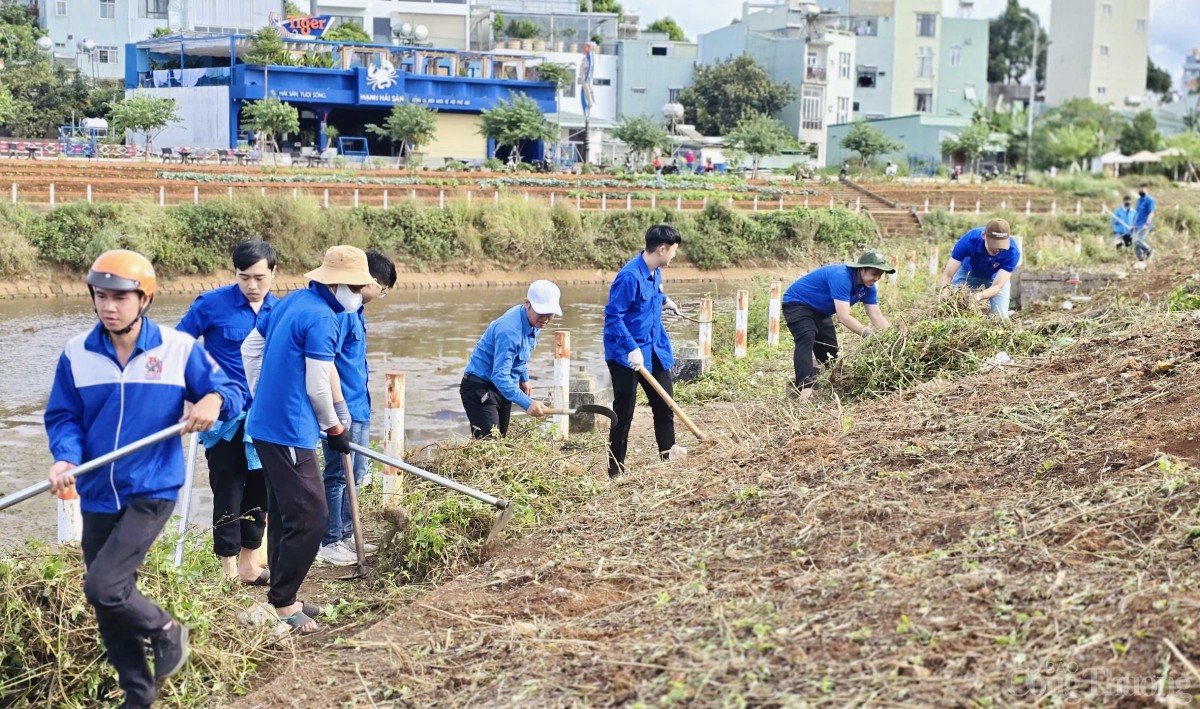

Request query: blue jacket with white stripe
[{"left": 44, "top": 318, "right": 245, "bottom": 514}]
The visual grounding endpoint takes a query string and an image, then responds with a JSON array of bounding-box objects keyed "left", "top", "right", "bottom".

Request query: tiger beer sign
[{"left": 281, "top": 15, "right": 332, "bottom": 38}]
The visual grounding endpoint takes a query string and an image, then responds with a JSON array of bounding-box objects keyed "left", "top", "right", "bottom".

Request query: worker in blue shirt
[
  {"left": 176, "top": 240, "right": 279, "bottom": 585},
  {"left": 603, "top": 224, "right": 684, "bottom": 478},
  {"left": 937, "top": 218, "right": 1021, "bottom": 318},
  {"left": 46, "top": 250, "right": 244, "bottom": 708},
  {"left": 782, "top": 251, "right": 893, "bottom": 398},
  {"left": 240, "top": 245, "right": 375, "bottom": 636},
  {"left": 1111, "top": 195, "right": 1135, "bottom": 251},
  {"left": 460, "top": 280, "right": 561, "bottom": 438},
  {"left": 1133, "top": 183, "right": 1156, "bottom": 264},
  {"left": 317, "top": 249, "right": 397, "bottom": 567}
]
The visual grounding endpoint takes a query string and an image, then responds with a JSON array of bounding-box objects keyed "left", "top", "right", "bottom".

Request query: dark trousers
[
  {"left": 81, "top": 498, "right": 175, "bottom": 708},
  {"left": 254, "top": 441, "right": 326, "bottom": 609},
  {"left": 607, "top": 355, "right": 675, "bottom": 476},
  {"left": 460, "top": 374, "right": 513, "bottom": 439},
  {"left": 784, "top": 302, "right": 839, "bottom": 388},
  {"left": 205, "top": 420, "right": 266, "bottom": 558}
]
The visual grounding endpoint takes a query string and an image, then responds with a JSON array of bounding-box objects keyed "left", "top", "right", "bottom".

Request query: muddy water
[{"left": 0, "top": 281, "right": 740, "bottom": 547}]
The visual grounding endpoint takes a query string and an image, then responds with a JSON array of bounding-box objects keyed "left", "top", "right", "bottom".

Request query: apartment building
[
  {"left": 614, "top": 34, "right": 697, "bottom": 122},
  {"left": 1182, "top": 47, "right": 1200, "bottom": 93},
  {"left": 1044, "top": 0, "right": 1149, "bottom": 106},
  {"left": 311, "top": 0, "right": 471, "bottom": 49}
]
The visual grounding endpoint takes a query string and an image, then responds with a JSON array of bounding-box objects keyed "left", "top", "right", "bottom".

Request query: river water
[{"left": 0, "top": 281, "right": 740, "bottom": 547}]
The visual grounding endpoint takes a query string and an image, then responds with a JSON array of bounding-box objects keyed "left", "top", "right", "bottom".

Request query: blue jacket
[
  {"left": 45, "top": 318, "right": 244, "bottom": 514},
  {"left": 176, "top": 283, "right": 279, "bottom": 407},
  {"left": 603, "top": 253, "right": 674, "bottom": 369},
  {"left": 464, "top": 304, "right": 539, "bottom": 410},
  {"left": 1111, "top": 206, "right": 1135, "bottom": 235}
]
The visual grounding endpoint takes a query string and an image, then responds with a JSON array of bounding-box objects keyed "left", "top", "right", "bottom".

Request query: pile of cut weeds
[{"left": 239, "top": 278, "right": 1200, "bottom": 707}]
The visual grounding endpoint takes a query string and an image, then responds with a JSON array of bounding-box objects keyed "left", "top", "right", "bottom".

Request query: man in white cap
[
  {"left": 937, "top": 218, "right": 1021, "bottom": 318},
  {"left": 460, "top": 280, "right": 561, "bottom": 438},
  {"left": 240, "top": 244, "right": 377, "bottom": 636}
]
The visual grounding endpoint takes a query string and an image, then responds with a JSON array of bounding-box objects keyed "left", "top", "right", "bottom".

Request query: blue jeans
[
  {"left": 952, "top": 264, "right": 1011, "bottom": 318},
  {"left": 1133, "top": 225, "right": 1154, "bottom": 261},
  {"left": 320, "top": 419, "right": 370, "bottom": 546}
]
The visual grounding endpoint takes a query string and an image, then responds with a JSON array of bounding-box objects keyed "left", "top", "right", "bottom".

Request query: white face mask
[{"left": 334, "top": 284, "right": 362, "bottom": 312}]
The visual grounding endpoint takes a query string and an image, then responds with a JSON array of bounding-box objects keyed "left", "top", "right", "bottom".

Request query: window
[
  {"left": 1100, "top": 44, "right": 1109, "bottom": 56},
  {"left": 852, "top": 17, "right": 877, "bottom": 36},
  {"left": 650, "top": 46, "right": 668, "bottom": 56},
  {"left": 56, "top": 0, "right": 67, "bottom": 16},
  {"left": 101, "top": 0, "right": 114, "bottom": 19},
  {"left": 373, "top": 18, "right": 391, "bottom": 43},
  {"left": 950, "top": 45, "right": 961, "bottom": 66},
  {"left": 631, "top": 87, "right": 646, "bottom": 93},
  {"left": 857, "top": 66, "right": 877, "bottom": 88},
  {"left": 836, "top": 96, "right": 850, "bottom": 124},
  {"left": 1136, "top": 18, "right": 1146, "bottom": 32},
  {"left": 914, "top": 89, "right": 932, "bottom": 112},
  {"left": 916, "top": 46, "right": 933, "bottom": 79},
  {"left": 330, "top": 15, "right": 364, "bottom": 29},
  {"left": 852, "top": 101, "right": 860, "bottom": 112},
  {"left": 594, "top": 77, "right": 611, "bottom": 86},
  {"left": 839, "top": 52, "right": 851, "bottom": 79},
  {"left": 1101, "top": 3, "right": 1112, "bottom": 16},
  {"left": 801, "top": 87, "right": 823, "bottom": 130},
  {"left": 96, "top": 46, "right": 119, "bottom": 63},
  {"left": 964, "top": 84, "right": 977, "bottom": 102},
  {"left": 1097, "top": 86, "right": 1107, "bottom": 95},
  {"left": 144, "top": 0, "right": 168, "bottom": 19},
  {"left": 668, "top": 88, "right": 681, "bottom": 103},
  {"left": 916, "top": 13, "right": 936, "bottom": 37}
]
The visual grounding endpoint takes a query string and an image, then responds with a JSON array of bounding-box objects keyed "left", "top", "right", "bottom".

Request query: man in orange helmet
[{"left": 45, "top": 250, "right": 244, "bottom": 709}]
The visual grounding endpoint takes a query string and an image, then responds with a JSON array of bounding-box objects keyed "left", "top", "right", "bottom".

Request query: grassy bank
[{"left": 0, "top": 198, "right": 879, "bottom": 278}]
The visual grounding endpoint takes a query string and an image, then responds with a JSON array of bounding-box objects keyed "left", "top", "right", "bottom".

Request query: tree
[
  {"left": 242, "top": 96, "right": 299, "bottom": 163},
  {"left": 479, "top": 93, "right": 556, "bottom": 160},
  {"left": 0, "top": 60, "right": 90, "bottom": 137},
  {"left": 366, "top": 102, "right": 437, "bottom": 159},
  {"left": 940, "top": 121, "right": 993, "bottom": 173},
  {"left": 726, "top": 114, "right": 794, "bottom": 178},
  {"left": 646, "top": 17, "right": 686, "bottom": 42},
  {"left": 611, "top": 115, "right": 671, "bottom": 166},
  {"left": 580, "top": 0, "right": 622, "bottom": 15},
  {"left": 1147, "top": 58, "right": 1173, "bottom": 99},
  {"left": 109, "top": 93, "right": 182, "bottom": 159},
  {"left": 536, "top": 63, "right": 574, "bottom": 92},
  {"left": 987, "top": 0, "right": 1048, "bottom": 88},
  {"left": 323, "top": 21, "right": 372, "bottom": 44},
  {"left": 1045, "top": 124, "right": 1097, "bottom": 170},
  {"left": 839, "top": 121, "right": 902, "bottom": 167},
  {"left": 244, "top": 26, "right": 288, "bottom": 66},
  {"left": 676, "top": 55, "right": 796, "bottom": 137},
  {"left": 86, "top": 84, "right": 126, "bottom": 121},
  {"left": 284, "top": 0, "right": 303, "bottom": 17},
  {"left": 0, "top": 87, "right": 13, "bottom": 126},
  {"left": 1163, "top": 131, "right": 1200, "bottom": 181},
  {"left": 149, "top": 26, "right": 173, "bottom": 39},
  {"left": 0, "top": 5, "right": 46, "bottom": 66},
  {"left": 1117, "top": 110, "right": 1162, "bottom": 155}
]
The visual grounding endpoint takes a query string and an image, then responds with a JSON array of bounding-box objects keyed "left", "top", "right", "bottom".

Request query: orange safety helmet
[{"left": 87, "top": 250, "right": 157, "bottom": 300}]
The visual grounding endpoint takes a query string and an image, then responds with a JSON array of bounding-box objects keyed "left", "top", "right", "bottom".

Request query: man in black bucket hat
[{"left": 781, "top": 250, "right": 894, "bottom": 399}]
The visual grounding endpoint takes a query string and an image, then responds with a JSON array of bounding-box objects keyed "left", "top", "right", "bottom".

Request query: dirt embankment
[{"left": 235, "top": 260, "right": 1200, "bottom": 708}]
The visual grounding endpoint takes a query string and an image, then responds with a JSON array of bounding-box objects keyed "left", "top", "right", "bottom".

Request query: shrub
[{"left": 0, "top": 224, "right": 39, "bottom": 275}]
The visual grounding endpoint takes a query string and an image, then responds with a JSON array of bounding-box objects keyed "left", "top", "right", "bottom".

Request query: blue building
[{"left": 124, "top": 35, "right": 558, "bottom": 161}]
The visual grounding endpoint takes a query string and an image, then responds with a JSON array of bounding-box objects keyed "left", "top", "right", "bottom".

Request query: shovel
[
  {"left": 0, "top": 423, "right": 187, "bottom": 511},
  {"left": 525, "top": 404, "right": 618, "bottom": 422},
  {"left": 332, "top": 438, "right": 515, "bottom": 560},
  {"left": 634, "top": 365, "right": 715, "bottom": 450}
]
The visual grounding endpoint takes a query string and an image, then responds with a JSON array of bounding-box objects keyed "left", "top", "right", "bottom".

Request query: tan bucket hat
[{"left": 304, "top": 245, "right": 376, "bottom": 286}]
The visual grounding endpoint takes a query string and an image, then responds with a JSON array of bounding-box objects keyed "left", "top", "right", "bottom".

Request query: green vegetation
[
  {"left": 840, "top": 121, "right": 903, "bottom": 167},
  {"left": 240, "top": 96, "right": 300, "bottom": 159},
  {"left": 478, "top": 94, "right": 556, "bottom": 158},
  {"left": 645, "top": 17, "right": 686, "bottom": 41},
  {"left": 726, "top": 114, "right": 796, "bottom": 179},
  {"left": 0, "top": 198, "right": 876, "bottom": 277},
  {"left": 677, "top": 55, "right": 796, "bottom": 137},
  {"left": 611, "top": 115, "right": 672, "bottom": 167},
  {"left": 323, "top": 21, "right": 372, "bottom": 44},
  {"left": 109, "top": 93, "right": 183, "bottom": 159},
  {"left": 366, "top": 103, "right": 438, "bottom": 160}
]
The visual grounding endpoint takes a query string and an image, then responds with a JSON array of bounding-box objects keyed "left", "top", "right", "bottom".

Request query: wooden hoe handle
[{"left": 634, "top": 365, "right": 709, "bottom": 442}]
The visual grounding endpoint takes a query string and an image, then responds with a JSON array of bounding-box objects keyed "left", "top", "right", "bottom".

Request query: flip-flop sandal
[
  {"left": 240, "top": 569, "right": 270, "bottom": 586},
  {"left": 278, "top": 610, "right": 321, "bottom": 636},
  {"left": 301, "top": 602, "right": 323, "bottom": 618}
]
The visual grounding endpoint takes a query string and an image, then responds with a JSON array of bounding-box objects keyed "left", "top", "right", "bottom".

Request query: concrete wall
[
  {"left": 936, "top": 17, "right": 988, "bottom": 117},
  {"left": 125, "top": 86, "right": 230, "bottom": 149},
  {"left": 425, "top": 112, "right": 485, "bottom": 160},
  {"left": 615, "top": 38, "right": 697, "bottom": 121},
  {"left": 826, "top": 113, "right": 970, "bottom": 167}
]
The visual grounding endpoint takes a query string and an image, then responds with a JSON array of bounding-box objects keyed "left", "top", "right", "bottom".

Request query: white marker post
[
  {"left": 381, "top": 372, "right": 406, "bottom": 506},
  {"left": 767, "top": 280, "right": 782, "bottom": 347},
  {"left": 56, "top": 485, "right": 82, "bottom": 544},
  {"left": 929, "top": 247, "right": 939, "bottom": 278},
  {"left": 734, "top": 289, "right": 749, "bottom": 359},
  {"left": 552, "top": 331, "right": 571, "bottom": 441},
  {"left": 698, "top": 298, "right": 713, "bottom": 358}
]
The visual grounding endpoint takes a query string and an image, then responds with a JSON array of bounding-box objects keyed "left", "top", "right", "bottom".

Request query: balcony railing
[{"left": 806, "top": 66, "right": 827, "bottom": 82}]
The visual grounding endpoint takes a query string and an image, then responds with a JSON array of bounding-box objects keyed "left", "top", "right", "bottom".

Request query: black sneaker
[{"left": 150, "top": 620, "right": 189, "bottom": 683}]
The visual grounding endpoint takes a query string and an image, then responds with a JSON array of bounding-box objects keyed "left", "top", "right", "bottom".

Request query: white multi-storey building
[{"left": 1044, "top": 0, "right": 1150, "bottom": 107}]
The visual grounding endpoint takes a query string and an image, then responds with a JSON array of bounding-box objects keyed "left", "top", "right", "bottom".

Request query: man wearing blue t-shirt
[
  {"left": 176, "top": 240, "right": 279, "bottom": 585},
  {"left": 317, "top": 249, "right": 397, "bottom": 567},
  {"left": 240, "top": 245, "right": 375, "bottom": 636},
  {"left": 937, "top": 218, "right": 1021, "bottom": 318},
  {"left": 460, "top": 280, "right": 561, "bottom": 439},
  {"left": 782, "top": 251, "right": 893, "bottom": 398},
  {"left": 1133, "top": 183, "right": 1156, "bottom": 264}
]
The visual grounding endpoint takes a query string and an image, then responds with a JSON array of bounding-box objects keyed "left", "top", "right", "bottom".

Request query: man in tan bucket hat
[{"left": 240, "top": 245, "right": 376, "bottom": 635}]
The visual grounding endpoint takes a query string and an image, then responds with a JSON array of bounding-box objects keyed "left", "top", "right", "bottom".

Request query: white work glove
[
  {"left": 627, "top": 347, "right": 645, "bottom": 369},
  {"left": 861, "top": 326, "right": 874, "bottom": 338},
  {"left": 664, "top": 297, "right": 682, "bottom": 316}
]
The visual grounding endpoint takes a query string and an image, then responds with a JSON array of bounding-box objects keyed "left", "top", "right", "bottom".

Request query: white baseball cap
[{"left": 526, "top": 280, "right": 562, "bottom": 316}]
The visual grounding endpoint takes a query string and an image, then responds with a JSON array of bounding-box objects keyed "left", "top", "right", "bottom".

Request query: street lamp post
[{"left": 1024, "top": 18, "right": 1038, "bottom": 175}]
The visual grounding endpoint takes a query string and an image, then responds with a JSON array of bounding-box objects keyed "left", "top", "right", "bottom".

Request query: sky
[{"left": 630, "top": 0, "right": 1197, "bottom": 84}]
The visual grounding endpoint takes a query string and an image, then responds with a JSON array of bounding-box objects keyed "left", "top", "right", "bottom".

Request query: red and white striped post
[
  {"left": 56, "top": 486, "right": 82, "bottom": 544},
  {"left": 552, "top": 331, "right": 571, "bottom": 440},
  {"left": 767, "top": 281, "right": 782, "bottom": 347},
  {"left": 698, "top": 298, "right": 713, "bottom": 358},
  {"left": 381, "top": 372, "right": 406, "bottom": 506},
  {"left": 928, "top": 247, "right": 939, "bottom": 277},
  {"left": 733, "top": 289, "right": 749, "bottom": 358}
]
